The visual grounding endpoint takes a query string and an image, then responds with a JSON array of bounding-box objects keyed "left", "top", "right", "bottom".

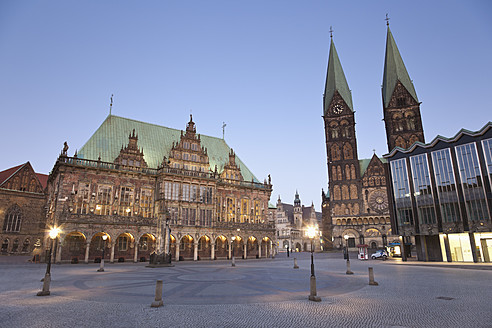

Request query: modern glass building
[{"left": 384, "top": 122, "right": 492, "bottom": 262}]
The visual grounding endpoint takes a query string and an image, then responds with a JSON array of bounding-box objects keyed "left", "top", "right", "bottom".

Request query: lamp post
[
  {"left": 231, "top": 236, "right": 236, "bottom": 267},
  {"left": 37, "top": 227, "right": 60, "bottom": 296},
  {"left": 307, "top": 226, "right": 321, "bottom": 302},
  {"left": 344, "top": 235, "right": 353, "bottom": 275},
  {"left": 97, "top": 234, "right": 108, "bottom": 272}
]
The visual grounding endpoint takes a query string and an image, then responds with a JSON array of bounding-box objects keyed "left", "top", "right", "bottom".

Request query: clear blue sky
[{"left": 1, "top": 1, "right": 491, "bottom": 210}]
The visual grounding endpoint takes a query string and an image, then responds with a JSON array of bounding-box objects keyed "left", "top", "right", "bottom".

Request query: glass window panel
[
  {"left": 482, "top": 138, "right": 492, "bottom": 187},
  {"left": 390, "top": 159, "right": 414, "bottom": 226},
  {"left": 431, "top": 149, "right": 461, "bottom": 223},
  {"left": 410, "top": 154, "right": 437, "bottom": 224},
  {"left": 455, "top": 143, "right": 490, "bottom": 221}
]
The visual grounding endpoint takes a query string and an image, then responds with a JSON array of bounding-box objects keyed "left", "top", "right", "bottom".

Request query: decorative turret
[{"left": 113, "top": 129, "right": 148, "bottom": 168}]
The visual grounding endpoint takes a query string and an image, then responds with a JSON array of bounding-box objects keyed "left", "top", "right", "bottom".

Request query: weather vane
[
  {"left": 329, "top": 26, "right": 333, "bottom": 39},
  {"left": 110, "top": 94, "right": 113, "bottom": 115},
  {"left": 222, "top": 121, "right": 227, "bottom": 140},
  {"left": 385, "top": 13, "right": 390, "bottom": 26}
]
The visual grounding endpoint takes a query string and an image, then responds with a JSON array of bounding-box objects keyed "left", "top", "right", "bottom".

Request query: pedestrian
[{"left": 287, "top": 248, "right": 290, "bottom": 257}]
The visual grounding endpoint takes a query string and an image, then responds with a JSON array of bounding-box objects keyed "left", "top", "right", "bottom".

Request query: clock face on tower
[
  {"left": 332, "top": 104, "right": 344, "bottom": 114},
  {"left": 368, "top": 190, "right": 389, "bottom": 213}
]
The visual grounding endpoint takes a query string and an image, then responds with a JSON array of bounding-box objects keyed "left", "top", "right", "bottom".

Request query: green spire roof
[
  {"left": 324, "top": 38, "right": 353, "bottom": 115},
  {"left": 382, "top": 27, "right": 418, "bottom": 107},
  {"left": 77, "top": 115, "right": 260, "bottom": 182}
]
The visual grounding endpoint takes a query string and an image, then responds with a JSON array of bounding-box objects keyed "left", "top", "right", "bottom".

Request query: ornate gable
[
  {"left": 221, "top": 149, "right": 243, "bottom": 181},
  {"left": 0, "top": 162, "right": 45, "bottom": 193},
  {"left": 114, "top": 129, "right": 148, "bottom": 168},
  {"left": 167, "top": 115, "right": 210, "bottom": 172}
]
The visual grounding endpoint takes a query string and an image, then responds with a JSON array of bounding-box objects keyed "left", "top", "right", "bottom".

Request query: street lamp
[
  {"left": 344, "top": 235, "right": 353, "bottom": 275},
  {"left": 307, "top": 226, "right": 321, "bottom": 302},
  {"left": 97, "top": 234, "right": 108, "bottom": 272},
  {"left": 231, "top": 236, "right": 236, "bottom": 267},
  {"left": 37, "top": 227, "right": 60, "bottom": 296}
]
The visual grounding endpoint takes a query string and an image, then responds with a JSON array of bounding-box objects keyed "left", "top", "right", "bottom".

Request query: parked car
[{"left": 371, "top": 249, "right": 388, "bottom": 260}]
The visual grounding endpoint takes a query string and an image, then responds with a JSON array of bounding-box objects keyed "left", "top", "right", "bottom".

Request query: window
[
  {"left": 96, "top": 185, "right": 112, "bottom": 215},
  {"left": 483, "top": 138, "right": 492, "bottom": 187},
  {"left": 172, "top": 183, "right": 180, "bottom": 201},
  {"left": 140, "top": 188, "right": 153, "bottom": 218},
  {"left": 119, "top": 187, "right": 134, "bottom": 216},
  {"left": 390, "top": 159, "right": 414, "bottom": 226},
  {"left": 181, "top": 184, "right": 190, "bottom": 202},
  {"left": 118, "top": 236, "right": 128, "bottom": 251},
  {"left": 77, "top": 182, "right": 91, "bottom": 214},
  {"left": 455, "top": 143, "right": 489, "bottom": 221},
  {"left": 431, "top": 149, "right": 461, "bottom": 223},
  {"left": 410, "top": 154, "right": 437, "bottom": 224},
  {"left": 3, "top": 205, "right": 21, "bottom": 232},
  {"left": 164, "top": 182, "right": 172, "bottom": 200},
  {"left": 22, "top": 239, "right": 30, "bottom": 252}
]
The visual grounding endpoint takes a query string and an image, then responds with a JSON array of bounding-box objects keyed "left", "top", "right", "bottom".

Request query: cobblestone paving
[{"left": 1, "top": 253, "right": 491, "bottom": 327}]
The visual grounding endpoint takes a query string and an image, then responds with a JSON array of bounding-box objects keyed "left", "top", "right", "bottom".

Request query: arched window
[
  {"left": 342, "top": 185, "right": 349, "bottom": 200},
  {"left": 345, "top": 164, "right": 350, "bottom": 180},
  {"left": 350, "top": 164, "right": 356, "bottom": 180},
  {"left": 1, "top": 239, "right": 8, "bottom": 253},
  {"left": 350, "top": 184, "right": 358, "bottom": 199},
  {"left": 343, "top": 143, "right": 353, "bottom": 160},
  {"left": 12, "top": 239, "right": 19, "bottom": 252},
  {"left": 3, "top": 205, "right": 21, "bottom": 232},
  {"left": 29, "top": 179, "right": 37, "bottom": 192},
  {"left": 333, "top": 186, "right": 341, "bottom": 200},
  {"left": 22, "top": 239, "right": 30, "bottom": 252},
  {"left": 332, "top": 166, "right": 337, "bottom": 181},
  {"left": 331, "top": 145, "right": 341, "bottom": 161},
  {"left": 337, "top": 166, "right": 342, "bottom": 180}
]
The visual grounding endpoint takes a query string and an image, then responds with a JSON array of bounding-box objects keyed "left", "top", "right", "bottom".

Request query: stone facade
[
  {"left": 0, "top": 162, "right": 47, "bottom": 256},
  {"left": 43, "top": 115, "right": 274, "bottom": 263}
]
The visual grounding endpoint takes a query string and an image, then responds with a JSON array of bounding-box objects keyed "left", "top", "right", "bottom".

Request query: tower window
[{"left": 397, "top": 97, "right": 407, "bottom": 107}]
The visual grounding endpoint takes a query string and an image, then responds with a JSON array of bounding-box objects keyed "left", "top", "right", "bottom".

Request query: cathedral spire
[
  {"left": 324, "top": 36, "right": 353, "bottom": 115},
  {"left": 382, "top": 26, "right": 418, "bottom": 108}
]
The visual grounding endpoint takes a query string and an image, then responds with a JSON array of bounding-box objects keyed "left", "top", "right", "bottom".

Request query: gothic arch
[
  {"left": 331, "top": 145, "right": 341, "bottom": 161},
  {"left": 345, "top": 164, "right": 350, "bottom": 179},
  {"left": 332, "top": 166, "right": 337, "bottom": 181},
  {"left": 337, "top": 166, "right": 342, "bottom": 180},
  {"left": 350, "top": 164, "right": 356, "bottom": 180},
  {"left": 350, "top": 184, "right": 358, "bottom": 199},
  {"left": 343, "top": 143, "right": 353, "bottom": 160},
  {"left": 3, "top": 205, "right": 22, "bottom": 232},
  {"left": 333, "top": 185, "right": 341, "bottom": 200},
  {"left": 341, "top": 185, "right": 349, "bottom": 200}
]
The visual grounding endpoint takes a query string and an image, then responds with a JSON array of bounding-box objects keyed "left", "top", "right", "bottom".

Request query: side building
[
  {"left": 275, "top": 192, "right": 322, "bottom": 252},
  {"left": 44, "top": 115, "right": 274, "bottom": 263},
  {"left": 0, "top": 162, "right": 48, "bottom": 256},
  {"left": 384, "top": 122, "right": 492, "bottom": 262}
]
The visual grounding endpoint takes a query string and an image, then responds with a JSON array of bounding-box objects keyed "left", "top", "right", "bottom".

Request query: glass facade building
[{"left": 385, "top": 123, "right": 492, "bottom": 262}]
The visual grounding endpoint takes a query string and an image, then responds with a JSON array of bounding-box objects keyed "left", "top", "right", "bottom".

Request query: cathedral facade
[
  {"left": 41, "top": 115, "right": 274, "bottom": 263},
  {"left": 322, "top": 26, "right": 424, "bottom": 251}
]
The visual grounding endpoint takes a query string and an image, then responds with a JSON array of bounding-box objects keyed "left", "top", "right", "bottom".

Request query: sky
[{"left": 1, "top": 1, "right": 491, "bottom": 211}]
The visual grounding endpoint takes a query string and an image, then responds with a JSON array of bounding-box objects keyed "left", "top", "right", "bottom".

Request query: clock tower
[{"left": 323, "top": 37, "right": 362, "bottom": 236}]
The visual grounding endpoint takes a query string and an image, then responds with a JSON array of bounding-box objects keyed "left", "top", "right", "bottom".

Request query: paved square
[{"left": 1, "top": 253, "right": 491, "bottom": 327}]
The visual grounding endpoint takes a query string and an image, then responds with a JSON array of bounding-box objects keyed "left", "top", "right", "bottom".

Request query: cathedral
[
  {"left": 27, "top": 115, "right": 274, "bottom": 263},
  {"left": 321, "top": 24, "right": 425, "bottom": 251}
]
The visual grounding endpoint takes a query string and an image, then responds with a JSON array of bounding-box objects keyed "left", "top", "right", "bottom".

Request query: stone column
[
  {"left": 110, "top": 242, "right": 115, "bottom": 263},
  {"left": 228, "top": 241, "right": 232, "bottom": 259},
  {"left": 55, "top": 242, "right": 62, "bottom": 264},
  {"left": 194, "top": 242, "right": 198, "bottom": 261},
  {"left": 211, "top": 243, "right": 215, "bottom": 260},
  {"left": 243, "top": 243, "right": 247, "bottom": 259},
  {"left": 133, "top": 244, "right": 139, "bottom": 263},
  {"left": 175, "top": 244, "right": 180, "bottom": 261},
  {"left": 258, "top": 242, "right": 262, "bottom": 258},
  {"left": 84, "top": 242, "right": 90, "bottom": 264}
]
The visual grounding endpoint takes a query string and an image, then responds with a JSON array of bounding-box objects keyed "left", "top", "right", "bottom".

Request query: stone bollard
[
  {"left": 345, "top": 260, "right": 353, "bottom": 275},
  {"left": 151, "top": 280, "right": 164, "bottom": 307},
  {"left": 37, "top": 273, "right": 51, "bottom": 296},
  {"left": 232, "top": 256, "right": 236, "bottom": 267},
  {"left": 368, "top": 267, "right": 378, "bottom": 286},
  {"left": 293, "top": 258, "right": 299, "bottom": 269}
]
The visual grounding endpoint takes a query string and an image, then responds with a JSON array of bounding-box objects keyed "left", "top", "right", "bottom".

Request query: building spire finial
[
  {"left": 222, "top": 121, "right": 227, "bottom": 140},
  {"left": 329, "top": 26, "right": 333, "bottom": 39},
  {"left": 385, "top": 13, "right": 390, "bottom": 26},
  {"left": 109, "top": 94, "right": 113, "bottom": 116}
]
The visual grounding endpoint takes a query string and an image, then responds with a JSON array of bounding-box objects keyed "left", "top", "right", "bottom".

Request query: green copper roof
[
  {"left": 77, "top": 115, "right": 260, "bottom": 182},
  {"left": 324, "top": 38, "right": 353, "bottom": 114},
  {"left": 359, "top": 156, "right": 387, "bottom": 176},
  {"left": 382, "top": 27, "right": 418, "bottom": 108}
]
